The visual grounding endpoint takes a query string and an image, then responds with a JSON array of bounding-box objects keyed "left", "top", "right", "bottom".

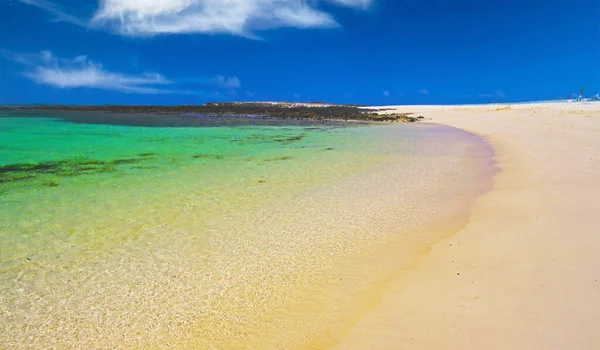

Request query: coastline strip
[{"left": 336, "top": 103, "right": 600, "bottom": 349}]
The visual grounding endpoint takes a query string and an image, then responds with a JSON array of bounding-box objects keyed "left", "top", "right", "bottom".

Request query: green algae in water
[
  {"left": 0, "top": 113, "right": 384, "bottom": 263},
  {"left": 191, "top": 153, "right": 225, "bottom": 160},
  {"left": 0, "top": 115, "right": 329, "bottom": 195}
]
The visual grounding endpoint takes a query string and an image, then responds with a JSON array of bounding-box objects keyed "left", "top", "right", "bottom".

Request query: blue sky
[{"left": 0, "top": 0, "right": 598, "bottom": 105}]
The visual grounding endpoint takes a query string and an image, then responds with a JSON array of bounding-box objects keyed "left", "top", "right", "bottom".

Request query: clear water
[{"left": 0, "top": 112, "right": 494, "bottom": 348}]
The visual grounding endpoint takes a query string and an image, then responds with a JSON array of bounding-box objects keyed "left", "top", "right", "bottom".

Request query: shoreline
[
  {"left": 0, "top": 118, "right": 494, "bottom": 348},
  {"left": 5, "top": 103, "right": 596, "bottom": 348},
  {"left": 335, "top": 102, "right": 600, "bottom": 349}
]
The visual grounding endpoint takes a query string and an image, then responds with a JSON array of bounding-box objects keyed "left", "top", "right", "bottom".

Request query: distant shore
[{"left": 0, "top": 102, "right": 423, "bottom": 124}]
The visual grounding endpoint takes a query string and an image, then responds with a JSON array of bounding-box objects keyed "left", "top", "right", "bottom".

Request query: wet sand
[{"left": 337, "top": 102, "right": 600, "bottom": 349}]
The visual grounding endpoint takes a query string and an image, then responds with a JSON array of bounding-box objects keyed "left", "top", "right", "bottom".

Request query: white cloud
[
  {"left": 20, "top": 0, "right": 373, "bottom": 37},
  {"left": 476, "top": 91, "right": 506, "bottom": 99},
  {"left": 90, "top": 0, "right": 342, "bottom": 36},
  {"left": 18, "top": 0, "right": 88, "bottom": 27},
  {"left": 3, "top": 50, "right": 182, "bottom": 94},
  {"left": 293, "top": 93, "right": 301, "bottom": 98},
  {"left": 327, "top": 0, "right": 372, "bottom": 8},
  {"left": 210, "top": 75, "right": 241, "bottom": 89},
  {"left": 419, "top": 88, "right": 429, "bottom": 95},
  {"left": 383, "top": 90, "right": 390, "bottom": 97}
]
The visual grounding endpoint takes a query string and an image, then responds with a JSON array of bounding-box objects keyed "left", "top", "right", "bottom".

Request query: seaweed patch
[
  {"left": 192, "top": 154, "right": 225, "bottom": 160},
  {"left": 111, "top": 158, "right": 140, "bottom": 165},
  {"left": 231, "top": 133, "right": 306, "bottom": 146},
  {"left": 273, "top": 134, "right": 306, "bottom": 144},
  {"left": 263, "top": 156, "right": 294, "bottom": 162},
  {"left": 0, "top": 156, "right": 150, "bottom": 185}
]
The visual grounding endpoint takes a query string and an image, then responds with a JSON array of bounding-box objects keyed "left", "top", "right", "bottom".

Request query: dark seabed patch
[
  {"left": 273, "top": 134, "right": 306, "bottom": 144},
  {"left": 0, "top": 157, "right": 153, "bottom": 184},
  {"left": 230, "top": 133, "right": 307, "bottom": 146},
  {"left": 192, "top": 154, "right": 225, "bottom": 160},
  {"left": 263, "top": 156, "right": 294, "bottom": 162},
  {"left": 0, "top": 174, "right": 35, "bottom": 184}
]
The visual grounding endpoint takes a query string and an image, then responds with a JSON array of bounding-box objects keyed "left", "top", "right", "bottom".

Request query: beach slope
[{"left": 337, "top": 102, "right": 600, "bottom": 349}]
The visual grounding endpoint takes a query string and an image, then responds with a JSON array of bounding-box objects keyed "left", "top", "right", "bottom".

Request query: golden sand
[{"left": 337, "top": 102, "right": 600, "bottom": 349}]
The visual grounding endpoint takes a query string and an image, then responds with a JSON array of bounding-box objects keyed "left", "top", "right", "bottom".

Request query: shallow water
[{"left": 0, "top": 112, "right": 494, "bottom": 348}]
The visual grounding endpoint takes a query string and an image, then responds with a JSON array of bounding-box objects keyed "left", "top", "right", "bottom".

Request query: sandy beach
[
  {"left": 336, "top": 102, "right": 600, "bottom": 349},
  {"left": 2, "top": 103, "right": 599, "bottom": 348}
]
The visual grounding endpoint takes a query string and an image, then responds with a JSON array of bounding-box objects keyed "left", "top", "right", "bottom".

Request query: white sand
[{"left": 336, "top": 102, "right": 600, "bottom": 349}]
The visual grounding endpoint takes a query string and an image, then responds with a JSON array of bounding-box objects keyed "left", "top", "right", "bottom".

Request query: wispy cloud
[
  {"left": 210, "top": 75, "right": 241, "bottom": 89},
  {"left": 2, "top": 50, "right": 194, "bottom": 94},
  {"left": 383, "top": 90, "right": 390, "bottom": 97},
  {"left": 328, "top": 0, "right": 372, "bottom": 8},
  {"left": 419, "top": 88, "right": 429, "bottom": 95},
  {"left": 476, "top": 90, "right": 506, "bottom": 99},
  {"left": 18, "top": 0, "right": 374, "bottom": 37},
  {"left": 18, "top": 0, "right": 88, "bottom": 27}
]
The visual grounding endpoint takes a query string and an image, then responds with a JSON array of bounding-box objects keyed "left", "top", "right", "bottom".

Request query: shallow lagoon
[{"left": 0, "top": 112, "right": 494, "bottom": 348}]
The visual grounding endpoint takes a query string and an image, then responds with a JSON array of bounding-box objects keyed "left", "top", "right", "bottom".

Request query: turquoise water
[
  {"left": 1, "top": 114, "right": 385, "bottom": 284},
  {"left": 0, "top": 112, "right": 494, "bottom": 348}
]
